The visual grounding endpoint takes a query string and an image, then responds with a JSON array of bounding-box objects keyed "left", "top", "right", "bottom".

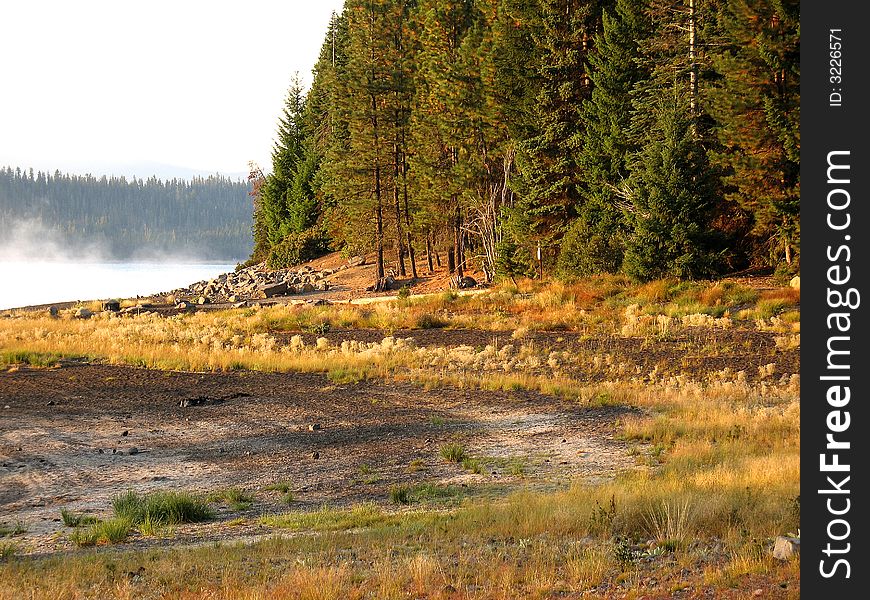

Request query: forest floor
[{"left": 0, "top": 262, "right": 800, "bottom": 599}]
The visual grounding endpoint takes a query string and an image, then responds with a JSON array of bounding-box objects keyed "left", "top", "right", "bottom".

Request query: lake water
[{"left": 0, "top": 261, "right": 237, "bottom": 310}]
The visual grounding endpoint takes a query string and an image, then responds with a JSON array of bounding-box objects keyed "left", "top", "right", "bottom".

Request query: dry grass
[{"left": 0, "top": 276, "right": 801, "bottom": 598}]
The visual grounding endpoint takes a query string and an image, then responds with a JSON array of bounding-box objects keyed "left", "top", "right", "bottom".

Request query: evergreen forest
[
  {"left": 0, "top": 167, "right": 252, "bottom": 260},
  {"left": 252, "top": 0, "right": 799, "bottom": 283}
]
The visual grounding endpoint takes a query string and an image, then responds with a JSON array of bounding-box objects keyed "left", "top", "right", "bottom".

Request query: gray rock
[
  {"left": 255, "top": 281, "right": 289, "bottom": 298},
  {"left": 301, "top": 283, "right": 316, "bottom": 293},
  {"left": 772, "top": 536, "right": 800, "bottom": 560},
  {"left": 197, "top": 296, "right": 210, "bottom": 305},
  {"left": 48, "top": 306, "right": 59, "bottom": 317},
  {"left": 127, "top": 447, "right": 139, "bottom": 456},
  {"left": 348, "top": 255, "right": 366, "bottom": 267},
  {"left": 74, "top": 307, "right": 93, "bottom": 319},
  {"left": 176, "top": 301, "right": 193, "bottom": 311},
  {"left": 102, "top": 300, "right": 121, "bottom": 312},
  {"left": 458, "top": 276, "right": 477, "bottom": 289}
]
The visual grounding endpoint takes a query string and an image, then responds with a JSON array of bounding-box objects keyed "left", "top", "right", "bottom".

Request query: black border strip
[{"left": 802, "top": 0, "right": 869, "bottom": 595}]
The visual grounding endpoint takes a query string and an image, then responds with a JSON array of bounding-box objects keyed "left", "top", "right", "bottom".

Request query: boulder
[
  {"left": 48, "top": 306, "right": 59, "bottom": 317},
  {"left": 176, "top": 301, "right": 193, "bottom": 311},
  {"left": 74, "top": 307, "right": 93, "bottom": 319},
  {"left": 102, "top": 300, "right": 121, "bottom": 312},
  {"left": 348, "top": 255, "right": 366, "bottom": 267},
  {"left": 301, "top": 283, "right": 316, "bottom": 293},
  {"left": 789, "top": 275, "right": 800, "bottom": 290},
  {"left": 197, "top": 296, "right": 210, "bottom": 305},
  {"left": 254, "top": 281, "right": 289, "bottom": 298},
  {"left": 772, "top": 536, "right": 800, "bottom": 560},
  {"left": 458, "top": 276, "right": 477, "bottom": 289}
]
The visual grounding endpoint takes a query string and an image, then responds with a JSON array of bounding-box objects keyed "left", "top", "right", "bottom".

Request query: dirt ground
[{"left": 0, "top": 362, "right": 636, "bottom": 555}]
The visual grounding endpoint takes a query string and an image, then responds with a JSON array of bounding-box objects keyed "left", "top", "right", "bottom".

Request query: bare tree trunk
[
  {"left": 447, "top": 247, "right": 455, "bottom": 274},
  {"left": 453, "top": 205, "right": 463, "bottom": 279},
  {"left": 371, "top": 91, "right": 384, "bottom": 284},
  {"left": 426, "top": 231, "right": 435, "bottom": 272},
  {"left": 393, "top": 141, "right": 406, "bottom": 277},
  {"left": 400, "top": 142, "right": 417, "bottom": 279}
]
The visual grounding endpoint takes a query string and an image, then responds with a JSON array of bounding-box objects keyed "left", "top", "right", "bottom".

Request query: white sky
[{"left": 0, "top": 0, "right": 345, "bottom": 178}]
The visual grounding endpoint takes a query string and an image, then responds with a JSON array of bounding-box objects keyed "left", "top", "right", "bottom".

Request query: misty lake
[{"left": 0, "top": 261, "right": 237, "bottom": 310}]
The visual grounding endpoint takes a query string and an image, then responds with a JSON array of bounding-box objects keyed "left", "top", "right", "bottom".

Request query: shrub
[
  {"left": 266, "top": 226, "right": 330, "bottom": 269},
  {"left": 556, "top": 215, "right": 624, "bottom": 278},
  {"left": 397, "top": 285, "right": 411, "bottom": 299}
]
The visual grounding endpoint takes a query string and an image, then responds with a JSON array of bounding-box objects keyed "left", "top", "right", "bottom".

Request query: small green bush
[{"left": 266, "top": 226, "right": 330, "bottom": 269}]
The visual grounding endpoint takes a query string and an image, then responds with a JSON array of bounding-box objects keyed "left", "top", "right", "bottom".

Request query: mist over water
[
  {"left": 0, "top": 219, "right": 239, "bottom": 310},
  {"left": 0, "top": 261, "right": 236, "bottom": 310}
]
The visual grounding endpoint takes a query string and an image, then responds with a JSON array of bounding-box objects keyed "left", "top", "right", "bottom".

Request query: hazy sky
[{"left": 0, "top": 0, "right": 345, "bottom": 178}]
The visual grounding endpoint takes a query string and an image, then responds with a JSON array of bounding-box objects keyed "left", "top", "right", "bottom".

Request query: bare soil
[{"left": 0, "top": 362, "right": 635, "bottom": 555}]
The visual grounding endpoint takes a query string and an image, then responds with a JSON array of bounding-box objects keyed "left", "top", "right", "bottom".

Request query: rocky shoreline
[{"left": 162, "top": 261, "right": 342, "bottom": 308}]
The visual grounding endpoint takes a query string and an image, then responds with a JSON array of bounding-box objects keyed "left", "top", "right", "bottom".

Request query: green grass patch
[
  {"left": 415, "top": 313, "right": 448, "bottom": 329},
  {"left": 265, "top": 481, "right": 292, "bottom": 494},
  {"left": 60, "top": 509, "right": 100, "bottom": 528},
  {"left": 261, "top": 503, "right": 448, "bottom": 533},
  {"left": 207, "top": 488, "right": 255, "bottom": 511},
  {"left": 0, "top": 350, "right": 71, "bottom": 368},
  {"left": 112, "top": 490, "right": 214, "bottom": 526},
  {"left": 0, "top": 542, "right": 18, "bottom": 561},
  {"left": 439, "top": 443, "right": 466, "bottom": 463},
  {"left": 462, "top": 457, "right": 483, "bottom": 474},
  {"left": 390, "top": 483, "right": 468, "bottom": 506},
  {"left": 0, "top": 522, "right": 26, "bottom": 537},
  {"left": 327, "top": 366, "right": 369, "bottom": 384},
  {"left": 69, "top": 517, "right": 132, "bottom": 547}
]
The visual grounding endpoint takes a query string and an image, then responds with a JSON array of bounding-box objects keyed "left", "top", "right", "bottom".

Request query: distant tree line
[
  {"left": 0, "top": 167, "right": 253, "bottom": 260},
  {"left": 252, "top": 0, "right": 799, "bottom": 283}
]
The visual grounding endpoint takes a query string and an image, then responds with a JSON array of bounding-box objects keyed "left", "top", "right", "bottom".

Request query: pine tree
[
  {"left": 409, "top": 0, "right": 475, "bottom": 279},
  {"left": 325, "top": 0, "right": 403, "bottom": 286},
  {"left": 709, "top": 0, "right": 800, "bottom": 267},
  {"left": 622, "top": 95, "right": 722, "bottom": 281},
  {"left": 261, "top": 77, "right": 307, "bottom": 247},
  {"left": 564, "top": 0, "right": 650, "bottom": 277},
  {"left": 508, "top": 0, "right": 597, "bottom": 271}
]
